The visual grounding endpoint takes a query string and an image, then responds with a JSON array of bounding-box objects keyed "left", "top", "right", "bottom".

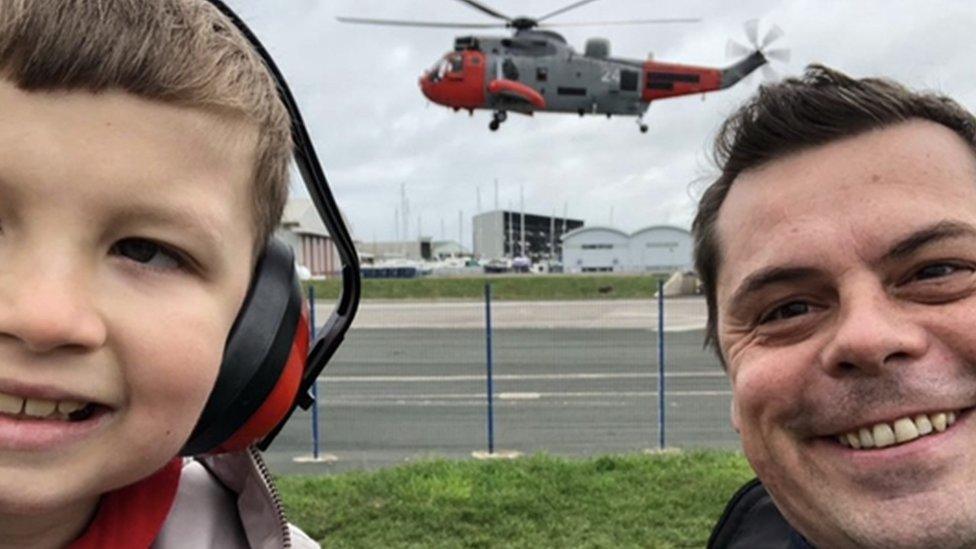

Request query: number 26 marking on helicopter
[{"left": 339, "top": 0, "right": 789, "bottom": 133}]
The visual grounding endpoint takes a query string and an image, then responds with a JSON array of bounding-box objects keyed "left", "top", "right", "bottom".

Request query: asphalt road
[{"left": 265, "top": 320, "right": 738, "bottom": 474}]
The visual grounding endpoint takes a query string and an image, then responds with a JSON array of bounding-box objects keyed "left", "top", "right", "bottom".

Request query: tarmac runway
[{"left": 265, "top": 297, "right": 739, "bottom": 474}]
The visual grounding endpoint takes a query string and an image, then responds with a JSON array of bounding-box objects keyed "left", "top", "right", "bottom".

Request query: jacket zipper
[{"left": 249, "top": 446, "right": 293, "bottom": 548}]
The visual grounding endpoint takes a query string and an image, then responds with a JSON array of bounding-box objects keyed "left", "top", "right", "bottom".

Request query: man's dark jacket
[{"left": 708, "top": 478, "right": 814, "bottom": 549}]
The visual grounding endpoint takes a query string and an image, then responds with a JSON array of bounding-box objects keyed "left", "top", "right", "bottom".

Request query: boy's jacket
[{"left": 153, "top": 448, "right": 319, "bottom": 548}]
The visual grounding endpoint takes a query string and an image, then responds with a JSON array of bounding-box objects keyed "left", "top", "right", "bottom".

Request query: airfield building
[
  {"left": 473, "top": 209, "right": 584, "bottom": 261},
  {"left": 276, "top": 198, "right": 341, "bottom": 278},
  {"left": 561, "top": 225, "right": 693, "bottom": 273}
]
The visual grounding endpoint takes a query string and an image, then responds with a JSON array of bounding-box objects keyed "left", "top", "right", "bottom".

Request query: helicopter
[{"left": 338, "top": 0, "right": 789, "bottom": 132}]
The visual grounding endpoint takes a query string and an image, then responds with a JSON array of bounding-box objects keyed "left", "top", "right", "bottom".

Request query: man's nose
[
  {"left": 818, "top": 284, "right": 928, "bottom": 376},
  {"left": 0, "top": 261, "right": 107, "bottom": 353}
]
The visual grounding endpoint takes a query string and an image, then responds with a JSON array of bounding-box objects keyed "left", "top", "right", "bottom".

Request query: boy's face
[{"left": 0, "top": 79, "right": 257, "bottom": 514}]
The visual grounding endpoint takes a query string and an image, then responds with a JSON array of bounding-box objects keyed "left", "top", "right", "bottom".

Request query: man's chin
[{"left": 782, "top": 481, "right": 976, "bottom": 549}]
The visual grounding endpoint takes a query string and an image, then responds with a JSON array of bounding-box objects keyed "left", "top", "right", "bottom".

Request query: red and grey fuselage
[{"left": 419, "top": 30, "right": 766, "bottom": 126}]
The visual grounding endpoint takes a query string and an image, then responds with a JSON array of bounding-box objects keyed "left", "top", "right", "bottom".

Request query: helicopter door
[
  {"left": 620, "top": 69, "right": 639, "bottom": 94},
  {"left": 502, "top": 58, "right": 520, "bottom": 81}
]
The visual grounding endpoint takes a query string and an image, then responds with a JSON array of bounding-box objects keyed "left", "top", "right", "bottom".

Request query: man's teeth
[
  {"left": 0, "top": 392, "right": 90, "bottom": 420},
  {"left": 837, "top": 411, "right": 959, "bottom": 450}
]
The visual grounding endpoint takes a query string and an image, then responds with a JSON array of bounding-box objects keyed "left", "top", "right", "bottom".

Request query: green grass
[
  {"left": 278, "top": 451, "right": 753, "bottom": 548},
  {"left": 305, "top": 274, "right": 669, "bottom": 301}
]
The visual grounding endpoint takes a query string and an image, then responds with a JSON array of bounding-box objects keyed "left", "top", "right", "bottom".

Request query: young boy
[{"left": 0, "top": 1, "right": 318, "bottom": 547}]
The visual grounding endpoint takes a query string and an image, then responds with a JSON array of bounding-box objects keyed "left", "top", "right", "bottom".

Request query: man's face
[
  {"left": 716, "top": 119, "right": 976, "bottom": 548},
  {"left": 0, "top": 80, "right": 256, "bottom": 516}
]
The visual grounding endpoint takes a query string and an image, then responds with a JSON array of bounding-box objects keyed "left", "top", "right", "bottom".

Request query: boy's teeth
[
  {"left": 837, "top": 410, "right": 963, "bottom": 451},
  {"left": 0, "top": 392, "right": 92, "bottom": 420},
  {"left": 0, "top": 393, "right": 23, "bottom": 415},
  {"left": 23, "top": 398, "right": 56, "bottom": 417},
  {"left": 57, "top": 400, "right": 85, "bottom": 414}
]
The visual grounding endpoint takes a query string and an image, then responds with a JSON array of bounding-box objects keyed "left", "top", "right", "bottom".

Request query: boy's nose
[{"left": 0, "top": 268, "right": 107, "bottom": 353}]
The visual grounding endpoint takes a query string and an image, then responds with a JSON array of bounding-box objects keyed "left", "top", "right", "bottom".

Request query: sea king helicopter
[{"left": 338, "top": 0, "right": 789, "bottom": 132}]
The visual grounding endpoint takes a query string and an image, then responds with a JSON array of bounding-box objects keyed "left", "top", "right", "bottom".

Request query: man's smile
[{"left": 832, "top": 408, "right": 969, "bottom": 450}]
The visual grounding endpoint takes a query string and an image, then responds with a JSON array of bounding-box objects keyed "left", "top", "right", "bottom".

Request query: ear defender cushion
[{"left": 181, "top": 239, "right": 307, "bottom": 456}]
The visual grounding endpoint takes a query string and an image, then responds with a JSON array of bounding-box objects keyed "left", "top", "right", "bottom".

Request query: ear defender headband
[{"left": 180, "top": 0, "right": 361, "bottom": 456}]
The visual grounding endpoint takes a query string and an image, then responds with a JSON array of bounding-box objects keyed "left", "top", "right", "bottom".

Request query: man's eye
[
  {"left": 913, "top": 263, "right": 964, "bottom": 281},
  {"left": 110, "top": 238, "right": 182, "bottom": 271},
  {"left": 758, "top": 301, "right": 810, "bottom": 325}
]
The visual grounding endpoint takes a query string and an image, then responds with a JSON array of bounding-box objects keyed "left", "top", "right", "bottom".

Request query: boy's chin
[
  {"left": 0, "top": 483, "right": 100, "bottom": 517},
  {"left": 0, "top": 458, "right": 132, "bottom": 517}
]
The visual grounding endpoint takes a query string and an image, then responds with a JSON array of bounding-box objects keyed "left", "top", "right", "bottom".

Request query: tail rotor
[{"left": 727, "top": 19, "right": 790, "bottom": 82}]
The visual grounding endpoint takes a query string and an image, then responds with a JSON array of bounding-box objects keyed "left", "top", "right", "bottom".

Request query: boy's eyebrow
[{"left": 112, "top": 204, "right": 224, "bottom": 253}]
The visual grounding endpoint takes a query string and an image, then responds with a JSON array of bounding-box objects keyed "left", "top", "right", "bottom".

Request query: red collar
[{"left": 69, "top": 458, "right": 182, "bottom": 549}]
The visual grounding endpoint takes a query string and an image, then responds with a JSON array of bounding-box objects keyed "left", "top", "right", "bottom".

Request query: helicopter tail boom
[
  {"left": 719, "top": 50, "right": 766, "bottom": 89},
  {"left": 641, "top": 60, "right": 723, "bottom": 101}
]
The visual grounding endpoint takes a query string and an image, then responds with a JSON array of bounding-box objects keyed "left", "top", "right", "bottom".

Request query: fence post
[
  {"left": 657, "top": 278, "right": 666, "bottom": 450},
  {"left": 484, "top": 282, "right": 495, "bottom": 455},
  {"left": 308, "top": 284, "right": 320, "bottom": 460}
]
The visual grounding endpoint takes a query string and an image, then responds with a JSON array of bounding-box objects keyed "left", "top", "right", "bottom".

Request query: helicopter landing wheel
[
  {"left": 639, "top": 124, "right": 648, "bottom": 133},
  {"left": 490, "top": 110, "right": 507, "bottom": 131}
]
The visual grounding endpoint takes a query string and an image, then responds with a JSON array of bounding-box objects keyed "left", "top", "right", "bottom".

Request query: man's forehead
[{"left": 714, "top": 120, "right": 976, "bottom": 294}]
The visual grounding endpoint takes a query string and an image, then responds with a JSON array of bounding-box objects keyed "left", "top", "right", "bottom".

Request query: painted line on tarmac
[
  {"left": 322, "top": 390, "right": 732, "bottom": 404},
  {"left": 321, "top": 371, "right": 726, "bottom": 383},
  {"left": 498, "top": 392, "right": 542, "bottom": 400}
]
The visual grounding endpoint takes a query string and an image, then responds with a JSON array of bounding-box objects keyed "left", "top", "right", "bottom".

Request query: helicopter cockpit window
[{"left": 448, "top": 54, "right": 463, "bottom": 73}]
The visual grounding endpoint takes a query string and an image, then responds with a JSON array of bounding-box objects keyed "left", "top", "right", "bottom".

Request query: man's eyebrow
[
  {"left": 725, "top": 221, "right": 976, "bottom": 313},
  {"left": 883, "top": 220, "right": 976, "bottom": 261},
  {"left": 727, "top": 266, "right": 822, "bottom": 313}
]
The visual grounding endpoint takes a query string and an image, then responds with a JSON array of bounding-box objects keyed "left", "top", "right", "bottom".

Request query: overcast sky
[{"left": 224, "top": 0, "right": 975, "bottom": 250}]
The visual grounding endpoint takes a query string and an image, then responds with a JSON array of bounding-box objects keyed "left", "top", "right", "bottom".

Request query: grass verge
[
  {"left": 278, "top": 451, "right": 753, "bottom": 548},
  {"left": 305, "top": 274, "right": 670, "bottom": 301}
]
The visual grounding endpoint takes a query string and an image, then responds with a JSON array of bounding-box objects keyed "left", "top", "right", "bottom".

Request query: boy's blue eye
[{"left": 111, "top": 238, "right": 182, "bottom": 271}]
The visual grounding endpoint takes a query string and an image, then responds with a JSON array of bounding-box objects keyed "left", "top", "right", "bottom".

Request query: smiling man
[{"left": 696, "top": 65, "right": 976, "bottom": 548}]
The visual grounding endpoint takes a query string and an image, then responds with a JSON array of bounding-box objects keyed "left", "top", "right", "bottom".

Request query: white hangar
[{"left": 561, "top": 225, "right": 693, "bottom": 273}]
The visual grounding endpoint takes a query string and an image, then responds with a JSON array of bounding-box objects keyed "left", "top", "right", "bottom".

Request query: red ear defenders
[{"left": 180, "top": 0, "right": 361, "bottom": 456}]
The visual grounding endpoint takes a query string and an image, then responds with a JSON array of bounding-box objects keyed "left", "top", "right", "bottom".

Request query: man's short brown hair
[
  {"left": 0, "top": 0, "right": 292, "bottom": 257},
  {"left": 692, "top": 64, "right": 976, "bottom": 364}
]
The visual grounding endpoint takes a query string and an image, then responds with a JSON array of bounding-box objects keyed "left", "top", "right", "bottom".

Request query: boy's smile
[{"left": 0, "top": 76, "right": 258, "bottom": 527}]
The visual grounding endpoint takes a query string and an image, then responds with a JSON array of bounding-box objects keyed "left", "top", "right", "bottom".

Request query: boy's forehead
[{"left": 0, "top": 79, "right": 257, "bottom": 230}]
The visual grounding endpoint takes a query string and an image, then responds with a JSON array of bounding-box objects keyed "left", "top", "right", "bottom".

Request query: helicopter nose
[{"left": 419, "top": 73, "right": 434, "bottom": 101}]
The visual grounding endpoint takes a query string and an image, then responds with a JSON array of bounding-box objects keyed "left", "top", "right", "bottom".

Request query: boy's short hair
[
  {"left": 0, "top": 0, "right": 292, "bottom": 257},
  {"left": 692, "top": 64, "right": 976, "bottom": 365}
]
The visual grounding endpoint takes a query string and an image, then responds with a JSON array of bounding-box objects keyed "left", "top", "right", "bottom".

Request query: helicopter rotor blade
[
  {"left": 761, "top": 24, "right": 784, "bottom": 48},
  {"left": 537, "top": 0, "right": 601, "bottom": 22},
  {"left": 761, "top": 63, "right": 780, "bottom": 81},
  {"left": 336, "top": 16, "right": 504, "bottom": 29},
  {"left": 743, "top": 19, "right": 760, "bottom": 48},
  {"left": 725, "top": 38, "right": 753, "bottom": 59},
  {"left": 453, "top": 0, "right": 512, "bottom": 22},
  {"left": 765, "top": 47, "right": 791, "bottom": 63},
  {"left": 541, "top": 17, "right": 701, "bottom": 28}
]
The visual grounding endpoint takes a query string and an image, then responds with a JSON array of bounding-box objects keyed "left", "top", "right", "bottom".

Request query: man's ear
[{"left": 730, "top": 396, "right": 741, "bottom": 434}]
